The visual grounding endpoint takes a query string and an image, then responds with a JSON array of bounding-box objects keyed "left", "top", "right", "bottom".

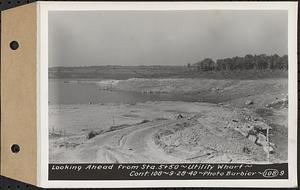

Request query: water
[{"left": 49, "top": 79, "right": 201, "bottom": 105}]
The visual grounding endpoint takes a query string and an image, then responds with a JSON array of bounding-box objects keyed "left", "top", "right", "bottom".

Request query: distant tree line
[{"left": 189, "top": 54, "right": 288, "bottom": 71}]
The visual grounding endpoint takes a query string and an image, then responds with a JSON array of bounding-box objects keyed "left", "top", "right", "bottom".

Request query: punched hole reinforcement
[
  {"left": 9, "top": 41, "right": 19, "bottom": 50},
  {"left": 11, "top": 144, "right": 20, "bottom": 153}
]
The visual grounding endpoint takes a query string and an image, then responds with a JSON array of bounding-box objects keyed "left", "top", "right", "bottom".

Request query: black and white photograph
[
  {"left": 1, "top": 1, "right": 298, "bottom": 188},
  {"left": 49, "top": 9, "right": 289, "bottom": 164},
  {"left": 41, "top": 2, "right": 297, "bottom": 187}
]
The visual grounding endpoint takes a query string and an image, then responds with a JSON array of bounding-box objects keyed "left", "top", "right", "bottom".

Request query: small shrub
[
  {"left": 140, "top": 120, "right": 150, "bottom": 124},
  {"left": 87, "top": 130, "right": 102, "bottom": 139},
  {"left": 242, "top": 146, "right": 251, "bottom": 154}
]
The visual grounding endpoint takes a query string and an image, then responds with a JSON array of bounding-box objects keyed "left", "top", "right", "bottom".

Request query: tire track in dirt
[
  {"left": 91, "top": 119, "right": 190, "bottom": 163},
  {"left": 114, "top": 119, "right": 189, "bottom": 162}
]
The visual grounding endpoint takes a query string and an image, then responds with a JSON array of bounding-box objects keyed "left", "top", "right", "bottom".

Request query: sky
[{"left": 49, "top": 10, "right": 287, "bottom": 67}]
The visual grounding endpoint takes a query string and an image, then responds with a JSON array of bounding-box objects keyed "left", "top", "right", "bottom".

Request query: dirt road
[
  {"left": 55, "top": 119, "right": 189, "bottom": 163},
  {"left": 49, "top": 101, "right": 287, "bottom": 163}
]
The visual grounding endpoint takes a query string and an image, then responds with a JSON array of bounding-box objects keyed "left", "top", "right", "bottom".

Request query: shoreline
[
  {"left": 48, "top": 77, "right": 288, "bottom": 164},
  {"left": 49, "top": 99, "right": 287, "bottom": 164}
]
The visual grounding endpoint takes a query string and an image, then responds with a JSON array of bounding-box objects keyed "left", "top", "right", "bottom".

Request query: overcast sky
[{"left": 49, "top": 10, "right": 287, "bottom": 67}]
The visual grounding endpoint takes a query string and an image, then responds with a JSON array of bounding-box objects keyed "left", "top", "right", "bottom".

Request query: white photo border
[{"left": 37, "top": 1, "right": 298, "bottom": 188}]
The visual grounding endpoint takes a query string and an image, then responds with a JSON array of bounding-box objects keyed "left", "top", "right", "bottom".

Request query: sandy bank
[
  {"left": 93, "top": 78, "right": 288, "bottom": 108},
  {"left": 49, "top": 101, "right": 287, "bottom": 163}
]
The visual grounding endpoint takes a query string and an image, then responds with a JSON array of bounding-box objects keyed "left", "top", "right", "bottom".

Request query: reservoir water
[{"left": 49, "top": 79, "right": 201, "bottom": 105}]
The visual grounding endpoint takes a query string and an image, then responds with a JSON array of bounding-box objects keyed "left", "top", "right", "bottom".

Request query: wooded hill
[
  {"left": 49, "top": 54, "right": 288, "bottom": 80},
  {"left": 190, "top": 54, "right": 288, "bottom": 71}
]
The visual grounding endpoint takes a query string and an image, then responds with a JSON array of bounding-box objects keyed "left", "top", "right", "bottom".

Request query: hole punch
[
  {"left": 11, "top": 144, "right": 20, "bottom": 153},
  {"left": 9, "top": 41, "right": 19, "bottom": 50}
]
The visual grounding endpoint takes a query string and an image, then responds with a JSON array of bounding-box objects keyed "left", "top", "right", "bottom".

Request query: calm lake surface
[{"left": 49, "top": 79, "right": 201, "bottom": 105}]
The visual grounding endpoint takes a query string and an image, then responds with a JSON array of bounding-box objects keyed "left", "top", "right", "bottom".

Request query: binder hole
[
  {"left": 9, "top": 41, "right": 19, "bottom": 50},
  {"left": 11, "top": 144, "right": 20, "bottom": 153}
]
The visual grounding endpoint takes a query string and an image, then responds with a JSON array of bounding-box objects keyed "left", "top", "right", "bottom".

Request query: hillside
[
  {"left": 49, "top": 54, "right": 288, "bottom": 80},
  {"left": 49, "top": 66, "right": 288, "bottom": 80}
]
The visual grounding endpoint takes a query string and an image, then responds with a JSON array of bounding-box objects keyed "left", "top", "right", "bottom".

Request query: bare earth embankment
[{"left": 49, "top": 78, "right": 288, "bottom": 163}]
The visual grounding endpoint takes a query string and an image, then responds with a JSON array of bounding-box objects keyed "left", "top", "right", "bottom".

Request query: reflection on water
[{"left": 49, "top": 79, "right": 201, "bottom": 105}]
